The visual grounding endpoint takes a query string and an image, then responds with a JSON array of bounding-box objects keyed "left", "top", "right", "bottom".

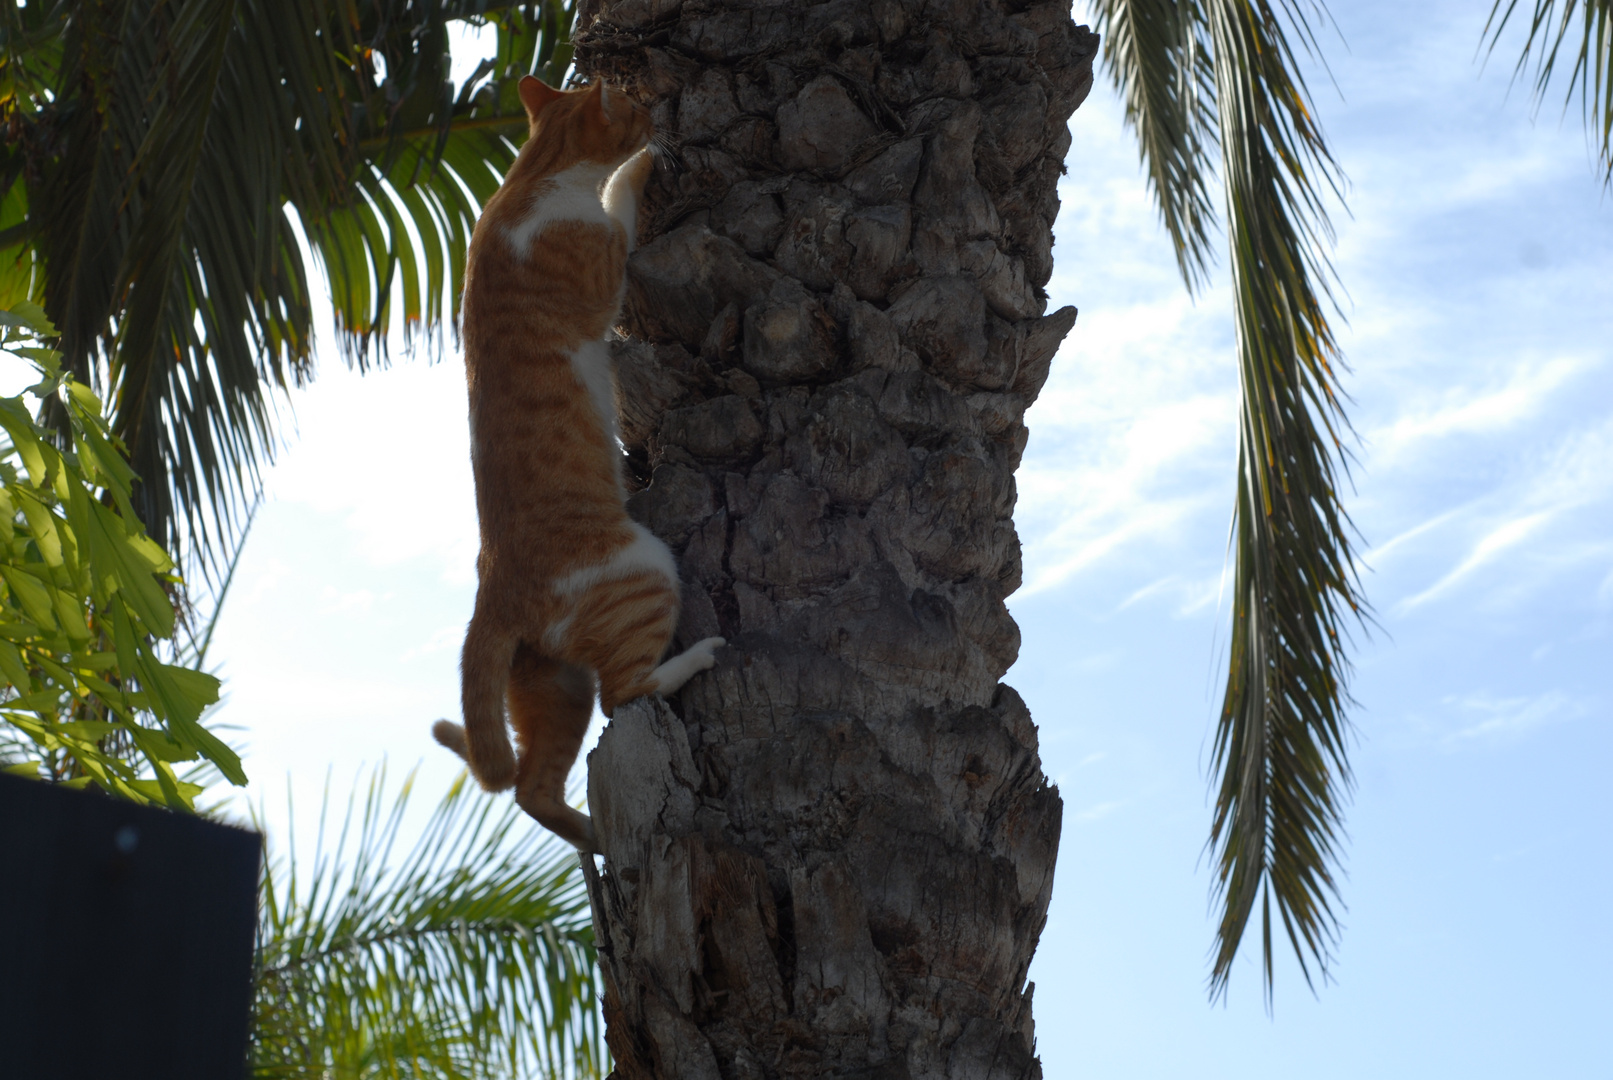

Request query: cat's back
[
  {"left": 464, "top": 159, "right": 626, "bottom": 364},
  {"left": 461, "top": 150, "right": 631, "bottom": 567}
]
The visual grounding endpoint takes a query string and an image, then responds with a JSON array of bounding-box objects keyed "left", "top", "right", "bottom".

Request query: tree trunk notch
[{"left": 576, "top": 2, "right": 1097, "bottom": 1076}]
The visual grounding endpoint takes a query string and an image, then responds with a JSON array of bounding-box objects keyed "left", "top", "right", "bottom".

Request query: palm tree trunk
[{"left": 575, "top": 3, "right": 1096, "bottom": 1076}]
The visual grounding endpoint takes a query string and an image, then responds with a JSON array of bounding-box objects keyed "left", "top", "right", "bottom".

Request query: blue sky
[{"left": 186, "top": 3, "right": 1612, "bottom": 1075}]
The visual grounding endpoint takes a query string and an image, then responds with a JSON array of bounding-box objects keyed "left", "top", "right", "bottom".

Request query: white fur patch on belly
[
  {"left": 551, "top": 523, "right": 679, "bottom": 599},
  {"left": 503, "top": 163, "right": 614, "bottom": 256},
  {"left": 569, "top": 338, "right": 620, "bottom": 446},
  {"left": 542, "top": 611, "right": 575, "bottom": 653}
]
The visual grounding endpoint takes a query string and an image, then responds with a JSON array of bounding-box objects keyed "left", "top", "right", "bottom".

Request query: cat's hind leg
[
  {"left": 508, "top": 645, "right": 598, "bottom": 851},
  {"left": 560, "top": 571, "right": 680, "bottom": 717},
  {"left": 563, "top": 572, "right": 724, "bottom": 715},
  {"left": 651, "top": 636, "right": 726, "bottom": 695}
]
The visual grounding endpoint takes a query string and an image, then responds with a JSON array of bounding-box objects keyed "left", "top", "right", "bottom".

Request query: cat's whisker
[{"left": 648, "top": 133, "right": 685, "bottom": 175}]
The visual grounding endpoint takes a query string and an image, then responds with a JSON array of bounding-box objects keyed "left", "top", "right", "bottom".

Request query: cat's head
[{"left": 518, "top": 76, "right": 653, "bottom": 169}]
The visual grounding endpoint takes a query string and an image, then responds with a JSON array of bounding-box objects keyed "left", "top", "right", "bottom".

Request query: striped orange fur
[{"left": 431, "top": 76, "right": 724, "bottom": 852}]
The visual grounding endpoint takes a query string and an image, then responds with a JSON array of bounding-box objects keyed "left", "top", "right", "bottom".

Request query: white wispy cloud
[
  {"left": 319, "top": 586, "right": 382, "bottom": 615},
  {"left": 403, "top": 623, "right": 464, "bottom": 661},
  {"left": 1531, "top": 412, "right": 1613, "bottom": 507},
  {"left": 1425, "top": 144, "right": 1568, "bottom": 210},
  {"left": 1362, "top": 506, "right": 1467, "bottom": 568},
  {"left": 1072, "top": 649, "right": 1124, "bottom": 672},
  {"left": 1011, "top": 85, "right": 1245, "bottom": 599},
  {"left": 1020, "top": 494, "right": 1218, "bottom": 597},
  {"left": 1365, "top": 354, "right": 1592, "bottom": 465},
  {"left": 1397, "top": 511, "right": 1554, "bottom": 611},
  {"left": 1017, "top": 304, "right": 1237, "bottom": 595},
  {"left": 1073, "top": 800, "right": 1123, "bottom": 824},
  {"left": 1118, "top": 574, "right": 1223, "bottom": 617},
  {"left": 1441, "top": 690, "right": 1581, "bottom": 743},
  {"left": 1386, "top": 413, "right": 1613, "bottom": 613},
  {"left": 237, "top": 557, "right": 292, "bottom": 607}
]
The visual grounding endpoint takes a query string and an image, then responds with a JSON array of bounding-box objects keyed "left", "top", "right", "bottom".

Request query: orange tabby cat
[{"left": 431, "top": 76, "right": 724, "bottom": 852}]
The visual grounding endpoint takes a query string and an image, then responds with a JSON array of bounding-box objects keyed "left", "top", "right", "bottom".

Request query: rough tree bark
[{"left": 573, "top": 2, "right": 1097, "bottom": 1076}]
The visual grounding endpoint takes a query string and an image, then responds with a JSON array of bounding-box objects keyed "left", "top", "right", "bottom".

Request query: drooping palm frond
[
  {"left": 294, "top": 0, "right": 580, "bottom": 370},
  {"left": 252, "top": 768, "right": 607, "bottom": 1079},
  {"left": 1, "top": 0, "right": 577, "bottom": 578},
  {"left": 1094, "top": 0, "right": 1219, "bottom": 289},
  {"left": 0, "top": 3, "right": 56, "bottom": 304},
  {"left": 1484, "top": 0, "right": 1613, "bottom": 182},
  {"left": 1095, "top": 0, "right": 1365, "bottom": 1004},
  {"left": 1206, "top": 1, "right": 1362, "bottom": 1005}
]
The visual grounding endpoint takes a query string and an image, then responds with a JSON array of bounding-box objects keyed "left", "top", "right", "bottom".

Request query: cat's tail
[
  {"left": 453, "top": 609, "right": 519, "bottom": 791},
  {"left": 431, "top": 718, "right": 469, "bottom": 758}
]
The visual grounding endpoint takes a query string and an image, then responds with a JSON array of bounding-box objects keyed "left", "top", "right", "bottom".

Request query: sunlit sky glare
[{"left": 11, "top": 1, "right": 1608, "bottom": 1074}]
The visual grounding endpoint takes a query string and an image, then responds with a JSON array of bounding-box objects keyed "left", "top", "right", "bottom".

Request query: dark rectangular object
[{"left": 0, "top": 771, "right": 261, "bottom": 1079}]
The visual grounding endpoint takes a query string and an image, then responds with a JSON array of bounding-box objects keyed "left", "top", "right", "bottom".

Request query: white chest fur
[{"left": 503, "top": 162, "right": 614, "bottom": 256}]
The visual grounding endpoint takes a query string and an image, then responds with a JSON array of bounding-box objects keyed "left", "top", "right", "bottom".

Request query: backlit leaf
[{"left": 1, "top": 564, "right": 55, "bottom": 628}]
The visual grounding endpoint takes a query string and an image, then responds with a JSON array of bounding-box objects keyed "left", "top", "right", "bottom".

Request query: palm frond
[
  {"left": 1484, "top": 0, "right": 1613, "bottom": 182},
  {"left": 1093, "top": 0, "right": 1220, "bottom": 289},
  {"left": 299, "top": 0, "right": 581, "bottom": 368},
  {"left": 4, "top": 1, "right": 578, "bottom": 579},
  {"left": 252, "top": 767, "right": 607, "bottom": 1079},
  {"left": 1098, "top": 0, "right": 1365, "bottom": 1004},
  {"left": 0, "top": 2, "right": 57, "bottom": 309},
  {"left": 1203, "top": 0, "right": 1362, "bottom": 1005}
]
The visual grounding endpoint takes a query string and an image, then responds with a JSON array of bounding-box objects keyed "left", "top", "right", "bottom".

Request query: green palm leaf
[
  {"left": 1484, "top": 0, "right": 1613, "bottom": 182},
  {"left": 252, "top": 768, "right": 607, "bottom": 1079},
  {"left": 1095, "top": 0, "right": 1218, "bottom": 289},
  {"left": 1095, "top": 0, "right": 1365, "bottom": 1003},
  {"left": 1205, "top": 0, "right": 1363, "bottom": 1006},
  {"left": 2, "top": 1, "right": 577, "bottom": 576}
]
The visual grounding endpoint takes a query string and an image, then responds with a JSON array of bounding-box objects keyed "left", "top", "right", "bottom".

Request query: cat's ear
[
  {"left": 585, "top": 79, "right": 611, "bottom": 125},
  {"left": 519, "top": 76, "right": 564, "bottom": 120}
]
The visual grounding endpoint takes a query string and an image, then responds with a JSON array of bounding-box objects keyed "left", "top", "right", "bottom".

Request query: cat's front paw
[{"left": 622, "top": 146, "right": 656, "bottom": 197}]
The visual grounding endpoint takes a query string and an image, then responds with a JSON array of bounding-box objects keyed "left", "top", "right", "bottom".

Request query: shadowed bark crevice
[{"left": 579, "top": 1, "right": 1096, "bottom": 1075}]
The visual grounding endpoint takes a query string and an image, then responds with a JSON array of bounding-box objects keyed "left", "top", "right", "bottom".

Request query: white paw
[
  {"left": 650, "top": 637, "right": 728, "bottom": 695},
  {"left": 690, "top": 636, "right": 725, "bottom": 670}
]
